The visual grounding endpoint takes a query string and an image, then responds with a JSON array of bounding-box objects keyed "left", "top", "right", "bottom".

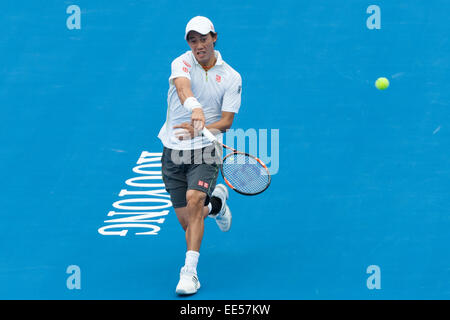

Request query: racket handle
[{"left": 202, "top": 127, "right": 218, "bottom": 142}]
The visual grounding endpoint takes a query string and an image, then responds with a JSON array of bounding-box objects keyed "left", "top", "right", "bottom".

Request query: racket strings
[{"left": 222, "top": 153, "right": 270, "bottom": 194}]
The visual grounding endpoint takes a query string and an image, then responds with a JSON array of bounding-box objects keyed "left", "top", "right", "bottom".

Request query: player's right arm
[
  {"left": 173, "top": 77, "right": 193, "bottom": 105},
  {"left": 173, "top": 77, "right": 205, "bottom": 132}
]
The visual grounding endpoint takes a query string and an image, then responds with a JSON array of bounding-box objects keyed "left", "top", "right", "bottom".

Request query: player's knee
[{"left": 186, "top": 190, "right": 206, "bottom": 213}]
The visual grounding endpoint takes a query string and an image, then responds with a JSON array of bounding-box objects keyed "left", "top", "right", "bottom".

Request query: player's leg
[
  {"left": 174, "top": 186, "right": 230, "bottom": 295},
  {"left": 175, "top": 147, "right": 232, "bottom": 295},
  {"left": 175, "top": 148, "right": 220, "bottom": 295},
  {"left": 169, "top": 188, "right": 209, "bottom": 233},
  {"left": 173, "top": 192, "right": 228, "bottom": 232},
  {"left": 162, "top": 148, "right": 201, "bottom": 295},
  {"left": 209, "top": 184, "right": 232, "bottom": 232},
  {"left": 174, "top": 205, "right": 211, "bottom": 232},
  {"left": 185, "top": 189, "right": 208, "bottom": 251},
  {"left": 175, "top": 189, "right": 207, "bottom": 295},
  {"left": 173, "top": 187, "right": 230, "bottom": 233}
]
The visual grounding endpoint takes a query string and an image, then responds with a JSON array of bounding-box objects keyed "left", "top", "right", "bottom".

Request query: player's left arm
[{"left": 206, "top": 111, "right": 235, "bottom": 132}]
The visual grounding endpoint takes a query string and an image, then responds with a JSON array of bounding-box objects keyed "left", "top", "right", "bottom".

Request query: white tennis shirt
[{"left": 158, "top": 50, "right": 242, "bottom": 150}]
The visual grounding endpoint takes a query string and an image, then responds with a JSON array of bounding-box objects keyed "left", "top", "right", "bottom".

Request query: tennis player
[{"left": 158, "top": 16, "right": 242, "bottom": 295}]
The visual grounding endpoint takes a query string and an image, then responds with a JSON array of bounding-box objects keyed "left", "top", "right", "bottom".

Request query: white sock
[{"left": 184, "top": 250, "right": 200, "bottom": 274}]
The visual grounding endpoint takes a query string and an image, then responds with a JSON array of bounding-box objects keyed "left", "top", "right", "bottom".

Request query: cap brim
[{"left": 185, "top": 28, "right": 216, "bottom": 40}]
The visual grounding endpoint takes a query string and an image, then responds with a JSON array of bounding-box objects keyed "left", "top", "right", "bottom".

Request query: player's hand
[
  {"left": 173, "top": 123, "right": 197, "bottom": 140},
  {"left": 191, "top": 108, "right": 205, "bottom": 131}
]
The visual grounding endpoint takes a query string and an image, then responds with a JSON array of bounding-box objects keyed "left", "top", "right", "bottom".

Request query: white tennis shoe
[
  {"left": 175, "top": 267, "right": 200, "bottom": 295},
  {"left": 211, "top": 184, "right": 232, "bottom": 232}
]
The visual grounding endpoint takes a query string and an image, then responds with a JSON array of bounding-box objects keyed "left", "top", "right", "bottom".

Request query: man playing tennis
[{"left": 158, "top": 16, "right": 242, "bottom": 295}]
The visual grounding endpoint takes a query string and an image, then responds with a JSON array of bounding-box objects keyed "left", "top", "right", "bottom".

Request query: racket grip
[{"left": 202, "top": 127, "right": 218, "bottom": 142}]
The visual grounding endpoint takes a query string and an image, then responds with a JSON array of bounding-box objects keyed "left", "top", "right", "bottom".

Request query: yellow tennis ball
[{"left": 375, "top": 77, "right": 389, "bottom": 90}]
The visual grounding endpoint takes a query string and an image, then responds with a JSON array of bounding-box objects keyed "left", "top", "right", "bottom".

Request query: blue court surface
[{"left": 1, "top": 0, "right": 449, "bottom": 300}]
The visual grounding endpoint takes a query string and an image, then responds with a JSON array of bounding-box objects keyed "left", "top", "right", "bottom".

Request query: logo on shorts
[
  {"left": 183, "top": 60, "right": 191, "bottom": 68},
  {"left": 198, "top": 180, "right": 209, "bottom": 188},
  {"left": 216, "top": 74, "right": 221, "bottom": 83}
]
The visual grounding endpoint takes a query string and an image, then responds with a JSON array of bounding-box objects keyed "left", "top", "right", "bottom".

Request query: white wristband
[{"left": 183, "top": 97, "right": 202, "bottom": 112}]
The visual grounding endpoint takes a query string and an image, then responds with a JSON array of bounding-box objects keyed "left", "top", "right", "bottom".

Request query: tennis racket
[{"left": 202, "top": 127, "right": 271, "bottom": 196}]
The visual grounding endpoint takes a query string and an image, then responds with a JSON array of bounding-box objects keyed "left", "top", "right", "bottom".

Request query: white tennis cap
[{"left": 185, "top": 16, "right": 216, "bottom": 40}]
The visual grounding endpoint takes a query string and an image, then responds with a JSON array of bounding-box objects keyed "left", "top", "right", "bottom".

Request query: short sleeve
[
  {"left": 169, "top": 57, "right": 191, "bottom": 85},
  {"left": 222, "top": 73, "right": 242, "bottom": 113}
]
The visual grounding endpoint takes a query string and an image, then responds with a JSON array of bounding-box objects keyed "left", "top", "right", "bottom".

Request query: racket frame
[{"left": 202, "top": 128, "right": 271, "bottom": 196}]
